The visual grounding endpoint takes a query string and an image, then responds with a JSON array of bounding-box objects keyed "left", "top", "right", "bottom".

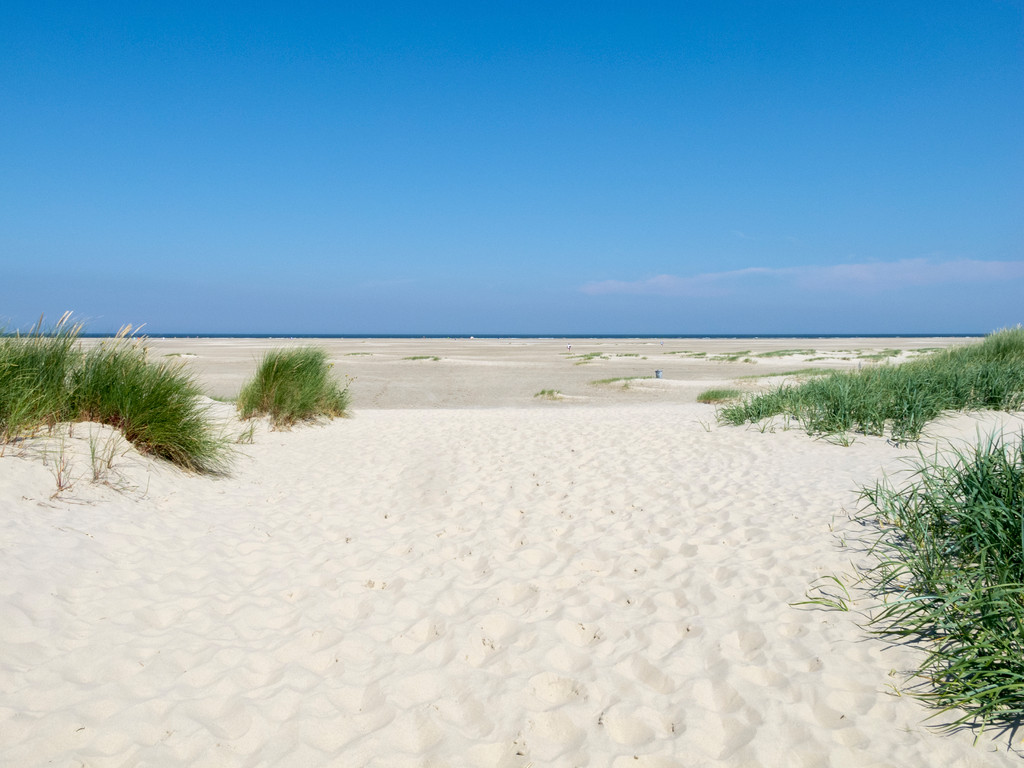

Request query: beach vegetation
[
  {"left": 793, "top": 574, "right": 852, "bottom": 612},
  {"left": 720, "top": 327, "right": 1024, "bottom": 442},
  {"left": 237, "top": 347, "right": 349, "bottom": 428},
  {"left": 736, "top": 368, "right": 836, "bottom": 380},
  {"left": 664, "top": 350, "right": 707, "bottom": 357},
  {"left": 534, "top": 389, "right": 562, "bottom": 399},
  {"left": 710, "top": 350, "right": 752, "bottom": 362},
  {"left": 73, "top": 338, "right": 230, "bottom": 472},
  {"left": 235, "top": 421, "right": 256, "bottom": 444},
  {"left": 570, "top": 352, "right": 608, "bottom": 364},
  {"left": 88, "top": 429, "right": 129, "bottom": 484},
  {"left": 45, "top": 436, "right": 74, "bottom": 495},
  {"left": 857, "top": 348, "right": 903, "bottom": 361},
  {"left": 402, "top": 355, "right": 440, "bottom": 361},
  {"left": 696, "top": 388, "right": 742, "bottom": 404},
  {"left": 860, "top": 435, "right": 1024, "bottom": 728},
  {"left": 755, "top": 349, "right": 816, "bottom": 358},
  {"left": 590, "top": 376, "right": 650, "bottom": 386},
  {"left": 0, "top": 314, "right": 230, "bottom": 473}
]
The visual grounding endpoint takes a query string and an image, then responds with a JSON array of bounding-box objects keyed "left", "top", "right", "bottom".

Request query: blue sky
[{"left": 2, "top": 1, "right": 1022, "bottom": 334}]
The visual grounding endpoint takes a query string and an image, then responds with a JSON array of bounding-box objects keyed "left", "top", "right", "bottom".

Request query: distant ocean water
[{"left": 78, "top": 333, "right": 985, "bottom": 340}]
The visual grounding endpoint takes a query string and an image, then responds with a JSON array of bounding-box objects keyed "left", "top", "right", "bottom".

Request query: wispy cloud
[{"left": 580, "top": 258, "right": 1024, "bottom": 297}]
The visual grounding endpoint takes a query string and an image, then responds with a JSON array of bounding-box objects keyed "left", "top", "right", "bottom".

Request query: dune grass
[
  {"left": 720, "top": 328, "right": 1024, "bottom": 442},
  {"left": 755, "top": 348, "right": 816, "bottom": 358},
  {"left": 709, "top": 350, "right": 752, "bottom": 362},
  {"left": 237, "top": 347, "right": 349, "bottom": 428},
  {"left": 860, "top": 435, "right": 1024, "bottom": 728},
  {"left": 736, "top": 367, "right": 836, "bottom": 380},
  {"left": 0, "top": 315, "right": 80, "bottom": 441},
  {"left": 0, "top": 315, "right": 230, "bottom": 473},
  {"left": 590, "top": 376, "right": 650, "bottom": 386},
  {"left": 858, "top": 348, "right": 903, "bottom": 361},
  {"left": 73, "top": 338, "right": 229, "bottom": 472},
  {"left": 570, "top": 352, "right": 608, "bottom": 364},
  {"left": 534, "top": 389, "right": 562, "bottom": 399},
  {"left": 696, "top": 388, "right": 742, "bottom": 404}
]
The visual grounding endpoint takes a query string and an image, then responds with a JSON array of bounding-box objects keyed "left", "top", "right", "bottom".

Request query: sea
[{"left": 78, "top": 333, "right": 985, "bottom": 340}]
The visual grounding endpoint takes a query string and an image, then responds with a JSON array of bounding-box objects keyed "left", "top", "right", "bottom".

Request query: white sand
[{"left": 2, "top": 338, "right": 1022, "bottom": 766}]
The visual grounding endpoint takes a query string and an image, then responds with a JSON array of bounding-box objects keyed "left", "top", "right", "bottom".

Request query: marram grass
[
  {"left": 861, "top": 435, "right": 1024, "bottom": 729},
  {"left": 0, "top": 313, "right": 80, "bottom": 440},
  {"left": 0, "top": 315, "right": 230, "bottom": 473},
  {"left": 720, "top": 327, "right": 1024, "bottom": 441},
  {"left": 237, "top": 347, "right": 349, "bottom": 428},
  {"left": 696, "top": 388, "right": 742, "bottom": 404},
  {"left": 72, "top": 337, "right": 229, "bottom": 473}
]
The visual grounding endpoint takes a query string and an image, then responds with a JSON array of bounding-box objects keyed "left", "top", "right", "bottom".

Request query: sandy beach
[{"left": 2, "top": 337, "right": 1022, "bottom": 766}]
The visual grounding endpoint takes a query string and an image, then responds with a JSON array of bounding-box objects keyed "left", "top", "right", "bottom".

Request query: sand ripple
[{"left": 1, "top": 406, "right": 1022, "bottom": 766}]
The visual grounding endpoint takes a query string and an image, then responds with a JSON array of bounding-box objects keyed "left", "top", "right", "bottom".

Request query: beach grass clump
[
  {"left": 710, "top": 350, "right": 752, "bottom": 362},
  {"left": 858, "top": 348, "right": 903, "bottom": 361},
  {"left": 861, "top": 435, "right": 1024, "bottom": 727},
  {"left": 1, "top": 315, "right": 230, "bottom": 473},
  {"left": 72, "top": 337, "right": 229, "bottom": 473},
  {"left": 0, "top": 314, "right": 81, "bottom": 441},
  {"left": 720, "top": 328, "right": 1024, "bottom": 441},
  {"left": 534, "top": 389, "right": 562, "bottom": 399},
  {"left": 664, "top": 350, "right": 707, "bottom": 357},
  {"left": 237, "top": 347, "right": 349, "bottom": 428},
  {"left": 570, "top": 352, "right": 608, "bottom": 364},
  {"left": 590, "top": 376, "right": 650, "bottom": 386},
  {"left": 737, "top": 367, "right": 835, "bottom": 380},
  {"left": 755, "top": 349, "right": 816, "bottom": 358},
  {"left": 696, "top": 388, "right": 742, "bottom": 404}
]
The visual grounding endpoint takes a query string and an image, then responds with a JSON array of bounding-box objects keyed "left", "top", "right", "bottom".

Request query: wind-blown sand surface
[{"left": 2, "top": 338, "right": 1022, "bottom": 766}]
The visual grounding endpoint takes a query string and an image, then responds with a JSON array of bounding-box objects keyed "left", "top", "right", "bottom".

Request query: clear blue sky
[{"left": 2, "top": 1, "right": 1022, "bottom": 334}]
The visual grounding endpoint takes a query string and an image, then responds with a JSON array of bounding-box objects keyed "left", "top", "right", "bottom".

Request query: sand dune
[{"left": 2, "top": 338, "right": 1021, "bottom": 766}]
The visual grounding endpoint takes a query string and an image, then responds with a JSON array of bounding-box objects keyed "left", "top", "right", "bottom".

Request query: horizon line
[{"left": 69, "top": 331, "right": 991, "bottom": 340}]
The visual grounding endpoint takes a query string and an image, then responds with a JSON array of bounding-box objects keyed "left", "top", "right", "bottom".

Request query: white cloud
[{"left": 580, "top": 258, "right": 1024, "bottom": 297}]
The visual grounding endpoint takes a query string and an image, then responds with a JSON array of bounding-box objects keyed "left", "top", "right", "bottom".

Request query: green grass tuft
[
  {"left": 696, "top": 388, "right": 742, "bottom": 404},
  {"left": 569, "top": 351, "right": 610, "bottom": 364},
  {"left": 403, "top": 355, "right": 440, "bottom": 361},
  {"left": 534, "top": 389, "right": 562, "bottom": 399},
  {"left": 1, "top": 315, "right": 230, "bottom": 473},
  {"left": 710, "top": 350, "right": 752, "bottom": 362},
  {"left": 73, "top": 339, "right": 229, "bottom": 473},
  {"left": 237, "top": 347, "right": 349, "bottom": 428},
  {"left": 737, "top": 368, "right": 836, "bottom": 380},
  {"left": 0, "top": 313, "right": 80, "bottom": 440},
  {"left": 755, "top": 349, "right": 816, "bottom": 358},
  {"left": 860, "top": 435, "right": 1024, "bottom": 728},
  {"left": 664, "top": 350, "right": 707, "bottom": 357},
  {"left": 857, "top": 348, "right": 903, "bottom": 361},
  {"left": 590, "top": 376, "right": 650, "bottom": 386},
  {"left": 720, "top": 328, "right": 1024, "bottom": 441}
]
